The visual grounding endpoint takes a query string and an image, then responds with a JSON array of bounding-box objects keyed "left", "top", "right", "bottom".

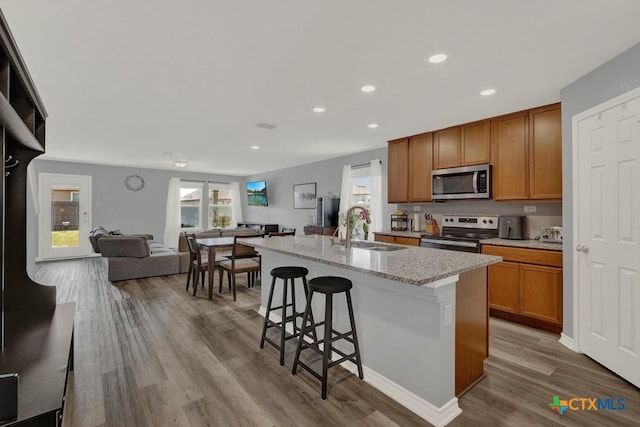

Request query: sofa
[
  {"left": 97, "top": 227, "right": 262, "bottom": 282},
  {"left": 89, "top": 226, "right": 153, "bottom": 253},
  {"left": 98, "top": 235, "right": 183, "bottom": 281}
]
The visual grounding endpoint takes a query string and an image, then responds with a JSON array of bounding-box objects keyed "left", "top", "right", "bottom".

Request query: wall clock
[{"left": 124, "top": 174, "right": 145, "bottom": 191}]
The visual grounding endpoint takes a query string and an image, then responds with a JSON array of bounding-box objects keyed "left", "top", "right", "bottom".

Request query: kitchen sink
[
  {"left": 365, "top": 245, "right": 407, "bottom": 251},
  {"left": 332, "top": 239, "right": 407, "bottom": 251}
]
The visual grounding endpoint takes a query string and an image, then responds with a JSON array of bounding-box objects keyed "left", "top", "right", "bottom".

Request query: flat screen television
[{"left": 246, "top": 180, "right": 268, "bottom": 206}]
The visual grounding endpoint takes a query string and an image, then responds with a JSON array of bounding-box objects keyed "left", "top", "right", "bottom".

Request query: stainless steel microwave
[{"left": 431, "top": 164, "right": 491, "bottom": 200}]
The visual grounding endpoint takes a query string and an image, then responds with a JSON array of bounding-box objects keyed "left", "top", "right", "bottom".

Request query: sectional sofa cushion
[{"left": 98, "top": 236, "right": 150, "bottom": 258}]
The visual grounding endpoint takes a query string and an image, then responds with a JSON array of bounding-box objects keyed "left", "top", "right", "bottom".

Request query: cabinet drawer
[
  {"left": 482, "top": 245, "right": 562, "bottom": 267},
  {"left": 374, "top": 234, "right": 420, "bottom": 247},
  {"left": 375, "top": 234, "right": 395, "bottom": 244}
]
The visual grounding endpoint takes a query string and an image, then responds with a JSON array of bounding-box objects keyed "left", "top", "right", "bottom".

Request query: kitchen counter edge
[
  {"left": 481, "top": 238, "right": 563, "bottom": 251},
  {"left": 243, "top": 235, "right": 501, "bottom": 287}
]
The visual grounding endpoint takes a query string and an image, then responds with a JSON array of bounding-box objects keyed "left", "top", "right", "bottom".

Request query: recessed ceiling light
[
  {"left": 427, "top": 53, "right": 448, "bottom": 64},
  {"left": 480, "top": 88, "right": 496, "bottom": 96},
  {"left": 250, "top": 145, "right": 260, "bottom": 150},
  {"left": 313, "top": 107, "right": 325, "bottom": 113},
  {"left": 174, "top": 160, "right": 188, "bottom": 168},
  {"left": 361, "top": 85, "right": 376, "bottom": 93},
  {"left": 368, "top": 123, "right": 379, "bottom": 129}
]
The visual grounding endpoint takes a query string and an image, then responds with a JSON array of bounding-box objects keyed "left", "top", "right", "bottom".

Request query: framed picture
[{"left": 293, "top": 182, "right": 317, "bottom": 209}]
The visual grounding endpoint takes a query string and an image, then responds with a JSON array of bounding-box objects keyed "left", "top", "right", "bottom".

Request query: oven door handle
[{"left": 421, "top": 238, "right": 478, "bottom": 248}]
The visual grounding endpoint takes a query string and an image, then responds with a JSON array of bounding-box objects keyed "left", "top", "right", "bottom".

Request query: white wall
[
  {"left": 27, "top": 159, "right": 243, "bottom": 276},
  {"left": 242, "top": 147, "right": 395, "bottom": 234},
  {"left": 560, "top": 41, "right": 640, "bottom": 338}
]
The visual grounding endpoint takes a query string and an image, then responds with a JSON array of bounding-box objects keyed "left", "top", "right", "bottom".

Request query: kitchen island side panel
[{"left": 259, "top": 250, "right": 459, "bottom": 411}]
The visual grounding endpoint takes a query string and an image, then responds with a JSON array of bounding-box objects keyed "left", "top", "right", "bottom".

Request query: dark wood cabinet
[
  {"left": 0, "top": 13, "right": 75, "bottom": 427},
  {"left": 483, "top": 245, "right": 562, "bottom": 333}
]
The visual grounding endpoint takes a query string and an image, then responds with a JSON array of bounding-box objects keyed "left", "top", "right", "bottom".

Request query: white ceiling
[{"left": 1, "top": 0, "right": 640, "bottom": 176}]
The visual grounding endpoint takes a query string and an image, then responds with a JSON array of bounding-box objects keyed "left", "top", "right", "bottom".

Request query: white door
[
  {"left": 39, "top": 173, "right": 92, "bottom": 259},
  {"left": 574, "top": 88, "right": 640, "bottom": 387}
]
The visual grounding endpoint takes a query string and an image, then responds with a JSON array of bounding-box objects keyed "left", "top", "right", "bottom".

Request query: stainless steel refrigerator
[{"left": 316, "top": 197, "right": 340, "bottom": 227}]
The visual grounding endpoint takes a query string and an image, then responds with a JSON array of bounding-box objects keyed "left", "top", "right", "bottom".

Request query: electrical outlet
[
  {"left": 524, "top": 205, "right": 537, "bottom": 213},
  {"left": 413, "top": 206, "right": 421, "bottom": 212}
]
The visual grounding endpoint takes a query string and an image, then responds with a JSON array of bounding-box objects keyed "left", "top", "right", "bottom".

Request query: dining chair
[
  {"left": 219, "top": 236, "right": 261, "bottom": 301},
  {"left": 185, "top": 233, "right": 225, "bottom": 297},
  {"left": 185, "top": 232, "right": 207, "bottom": 296},
  {"left": 268, "top": 227, "right": 296, "bottom": 237}
]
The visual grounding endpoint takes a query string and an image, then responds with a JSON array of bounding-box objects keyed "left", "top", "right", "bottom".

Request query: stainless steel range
[{"left": 420, "top": 215, "right": 499, "bottom": 253}]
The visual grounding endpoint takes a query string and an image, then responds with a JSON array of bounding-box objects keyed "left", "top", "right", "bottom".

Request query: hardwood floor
[{"left": 35, "top": 258, "right": 639, "bottom": 426}]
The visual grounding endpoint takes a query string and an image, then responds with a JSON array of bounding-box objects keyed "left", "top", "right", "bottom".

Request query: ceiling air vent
[{"left": 256, "top": 122, "right": 278, "bottom": 130}]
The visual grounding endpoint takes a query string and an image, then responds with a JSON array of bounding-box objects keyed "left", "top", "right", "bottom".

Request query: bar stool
[
  {"left": 291, "top": 276, "right": 363, "bottom": 400},
  {"left": 260, "top": 266, "right": 316, "bottom": 366}
]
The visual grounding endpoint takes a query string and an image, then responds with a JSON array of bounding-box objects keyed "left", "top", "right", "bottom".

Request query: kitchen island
[{"left": 244, "top": 235, "right": 501, "bottom": 426}]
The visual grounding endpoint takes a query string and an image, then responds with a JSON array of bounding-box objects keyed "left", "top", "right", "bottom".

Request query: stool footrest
[{"left": 293, "top": 360, "right": 324, "bottom": 382}]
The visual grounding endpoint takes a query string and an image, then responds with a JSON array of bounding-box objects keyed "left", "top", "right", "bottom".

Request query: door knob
[{"left": 575, "top": 244, "right": 589, "bottom": 253}]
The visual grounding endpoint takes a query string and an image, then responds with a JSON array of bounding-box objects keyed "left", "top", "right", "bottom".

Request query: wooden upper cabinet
[
  {"left": 461, "top": 119, "right": 491, "bottom": 165},
  {"left": 529, "top": 103, "right": 562, "bottom": 199},
  {"left": 409, "top": 132, "right": 433, "bottom": 202},
  {"left": 433, "top": 126, "right": 461, "bottom": 169},
  {"left": 491, "top": 111, "right": 529, "bottom": 200},
  {"left": 388, "top": 138, "right": 409, "bottom": 203}
]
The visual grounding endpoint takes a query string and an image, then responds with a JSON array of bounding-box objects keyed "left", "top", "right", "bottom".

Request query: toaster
[{"left": 540, "top": 226, "right": 563, "bottom": 243}]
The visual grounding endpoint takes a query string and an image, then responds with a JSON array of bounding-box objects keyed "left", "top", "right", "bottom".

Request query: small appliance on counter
[
  {"left": 411, "top": 212, "right": 421, "bottom": 231},
  {"left": 540, "top": 226, "right": 563, "bottom": 243},
  {"left": 498, "top": 215, "right": 525, "bottom": 240},
  {"left": 391, "top": 211, "right": 408, "bottom": 231}
]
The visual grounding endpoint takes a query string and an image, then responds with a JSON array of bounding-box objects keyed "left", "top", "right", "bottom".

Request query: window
[
  {"left": 179, "top": 181, "right": 237, "bottom": 230},
  {"left": 351, "top": 165, "right": 371, "bottom": 207},
  {"left": 180, "top": 182, "right": 203, "bottom": 229},
  {"left": 208, "top": 183, "right": 233, "bottom": 229}
]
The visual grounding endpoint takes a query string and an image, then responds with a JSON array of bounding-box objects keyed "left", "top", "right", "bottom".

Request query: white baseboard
[
  {"left": 559, "top": 333, "right": 578, "bottom": 352},
  {"left": 258, "top": 306, "right": 462, "bottom": 426}
]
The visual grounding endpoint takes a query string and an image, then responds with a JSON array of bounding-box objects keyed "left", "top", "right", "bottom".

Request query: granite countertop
[
  {"left": 481, "top": 238, "right": 563, "bottom": 251},
  {"left": 243, "top": 235, "right": 501, "bottom": 287},
  {"left": 374, "top": 230, "right": 424, "bottom": 238}
]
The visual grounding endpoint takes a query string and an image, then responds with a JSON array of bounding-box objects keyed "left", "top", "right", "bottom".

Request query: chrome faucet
[{"left": 345, "top": 205, "right": 371, "bottom": 249}]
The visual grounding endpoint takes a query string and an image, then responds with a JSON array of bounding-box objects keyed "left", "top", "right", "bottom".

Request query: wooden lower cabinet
[
  {"left": 520, "top": 264, "right": 563, "bottom": 324},
  {"left": 487, "top": 261, "right": 520, "bottom": 314},
  {"left": 455, "top": 268, "right": 488, "bottom": 396},
  {"left": 374, "top": 234, "right": 420, "bottom": 246},
  {"left": 483, "top": 245, "right": 562, "bottom": 333}
]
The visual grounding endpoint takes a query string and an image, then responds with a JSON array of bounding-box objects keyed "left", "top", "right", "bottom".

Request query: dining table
[{"left": 196, "top": 236, "right": 235, "bottom": 299}]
